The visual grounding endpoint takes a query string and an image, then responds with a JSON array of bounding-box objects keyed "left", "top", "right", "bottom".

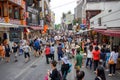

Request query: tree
[
  {"left": 68, "top": 11, "right": 71, "bottom": 14},
  {"left": 62, "top": 13, "right": 66, "bottom": 19}
]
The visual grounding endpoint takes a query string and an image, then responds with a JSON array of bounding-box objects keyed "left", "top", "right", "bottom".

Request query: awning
[
  {"left": 104, "top": 30, "right": 120, "bottom": 37},
  {"left": 29, "top": 26, "right": 43, "bottom": 30},
  {"left": 0, "top": 23, "right": 19, "bottom": 28},
  {"left": 94, "top": 29, "right": 120, "bottom": 37},
  {"left": 94, "top": 29, "right": 106, "bottom": 33}
]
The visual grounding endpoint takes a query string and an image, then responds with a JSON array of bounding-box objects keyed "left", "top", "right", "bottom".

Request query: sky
[{"left": 50, "top": 0, "right": 77, "bottom": 24}]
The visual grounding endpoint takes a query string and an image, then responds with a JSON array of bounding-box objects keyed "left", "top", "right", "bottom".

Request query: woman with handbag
[{"left": 108, "top": 48, "right": 118, "bottom": 76}]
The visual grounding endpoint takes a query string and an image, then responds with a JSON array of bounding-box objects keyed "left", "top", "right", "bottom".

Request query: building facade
[{"left": 0, "top": 0, "right": 26, "bottom": 43}]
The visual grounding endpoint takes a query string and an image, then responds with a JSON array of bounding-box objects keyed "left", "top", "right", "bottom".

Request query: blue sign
[{"left": 80, "top": 24, "right": 86, "bottom": 29}]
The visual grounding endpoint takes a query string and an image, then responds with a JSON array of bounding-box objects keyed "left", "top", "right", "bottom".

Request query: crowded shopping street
[{"left": 0, "top": 0, "right": 120, "bottom": 80}]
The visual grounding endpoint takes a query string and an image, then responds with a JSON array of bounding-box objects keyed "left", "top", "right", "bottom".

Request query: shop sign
[
  {"left": 9, "top": 0, "right": 22, "bottom": 6},
  {"left": 9, "top": 19, "right": 21, "bottom": 25},
  {"left": 28, "top": 7, "right": 38, "bottom": 14},
  {"left": 0, "top": 18, "right": 5, "bottom": 23}
]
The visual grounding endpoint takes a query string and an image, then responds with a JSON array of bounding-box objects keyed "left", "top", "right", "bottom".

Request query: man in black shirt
[{"left": 12, "top": 42, "right": 19, "bottom": 62}]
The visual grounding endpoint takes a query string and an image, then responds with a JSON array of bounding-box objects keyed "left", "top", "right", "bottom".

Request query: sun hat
[{"left": 61, "top": 56, "right": 69, "bottom": 64}]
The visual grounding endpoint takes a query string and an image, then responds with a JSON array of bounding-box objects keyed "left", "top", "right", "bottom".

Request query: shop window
[
  {"left": 98, "top": 18, "right": 101, "bottom": 26},
  {"left": 3, "top": 3, "right": 8, "bottom": 17},
  {"left": 14, "top": 7, "right": 20, "bottom": 19},
  {"left": 0, "top": 7, "right": 2, "bottom": 17},
  {"left": 9, "top": 6, "right": 13, "bottom": 18},
  {"left": 28, "top": 13, "right": 32, "bottom": 23}
]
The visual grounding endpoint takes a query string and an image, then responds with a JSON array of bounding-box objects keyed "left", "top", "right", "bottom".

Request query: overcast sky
[{"left": 50, "top": 0, "right": 77, "bottom": 24}]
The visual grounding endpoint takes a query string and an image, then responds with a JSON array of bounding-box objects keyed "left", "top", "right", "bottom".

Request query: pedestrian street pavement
[{"left": 0, "top": 50, "right": 120, "bottom": 80}]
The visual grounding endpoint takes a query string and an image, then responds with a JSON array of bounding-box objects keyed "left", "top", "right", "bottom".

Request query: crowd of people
[{"left": 0, "top": 32, "right": 120, "bottom": 80}]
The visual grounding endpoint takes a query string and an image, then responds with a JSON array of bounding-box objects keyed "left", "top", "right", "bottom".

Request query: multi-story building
[
  {"left": 61, "top": 12, "right": 74, "bottom": 31},
  {"left": 0, "top": 0, "right": 26, "bottom": 43},
  {"left": 50, "top": 11, "right": 55, "bottom": 29},
  {"left": 25, "top": 0, "right": 51, "bottom": 36},
  {"left": 90, "top": 0, "right": 120, "bottom": 69}
]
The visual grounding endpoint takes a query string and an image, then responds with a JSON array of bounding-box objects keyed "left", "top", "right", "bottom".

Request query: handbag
[
  {"left": 108, "top": 54, "right": 114, "bottom": 64},
  {"left": 108, "top": 59, "right": 114, "bottom": 64}
]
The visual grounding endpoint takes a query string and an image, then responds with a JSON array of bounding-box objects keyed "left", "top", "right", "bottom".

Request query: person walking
[
  {"left": 74, "top": 48, "right": 83, "bottom": 73},
  {"left": 86, "top": 45, "right": 93, "bottom": 69},
  {"left": 92, "top": 46, "right": 100, "bottom": 72},
  {"left": 48, "top": 60, "right": 60, "bottom": 80},
  {"left": 76, "top": 71, "right": 85, "bottom": 80},
  {"left": 33, "top": 38, "right": 40, "bottom": 57},
  {"left": 108, "top": 48, "right": 119, "bottom": 76},
  {"left": 57, "top": 43, "right": 63, "bottom": 62},
  {"left": 0, "top": 43, "right": 5, "bottom": 61},
  {"left": 45, "top": 44, "right": 50, "bottom": 64},
  {"left": 23, "top": 43, "right": 31, "bottom": 63},
  {"left": 5, "top": 44, "right": 11, "bottom": 62},
  {"left": 71, "top": 41, "right": 76, "bottom": 57},
  {"left": 95, "top": 66, "right": 106, "bottom": 80},
  {"left": 50, "top": 44, "right": 55, "bottom": 61},
  {"left": 100, "top": 48, "right": 106, "bottom": 68},
  {"left": 12, "top": 42, "right": 19, "bottom": 62},
  {"left": 61, "top": 56, "right": 70, "bottom": 80},
  {"left": 105, "top": 48, "right": 111, "bottom": 71}
]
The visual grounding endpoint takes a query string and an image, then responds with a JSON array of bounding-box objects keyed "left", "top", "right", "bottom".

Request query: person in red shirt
[
  {"left": 92, "top": 46, "right": 100, "bottom": 72},
  {"left": 45, "top": 44, "right": 50, "bottom": 64}
]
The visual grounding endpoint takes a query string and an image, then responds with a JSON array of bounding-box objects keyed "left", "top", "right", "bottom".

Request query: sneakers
[
  {"left": 108, "top": 74, "right": 112, "bottom": 77},
  {"left": 108, "top": 74, "right": 115, "bottom": 77}
]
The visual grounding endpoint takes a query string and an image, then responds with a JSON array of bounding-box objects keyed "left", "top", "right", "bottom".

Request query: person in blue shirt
[{"left": 33, "top": 38, "right": 40, "bottom": 57}]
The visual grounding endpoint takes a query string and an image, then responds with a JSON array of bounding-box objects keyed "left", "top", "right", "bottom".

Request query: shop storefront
[{"left": 93, "top": 28, "right": 120, "bottom": 69}]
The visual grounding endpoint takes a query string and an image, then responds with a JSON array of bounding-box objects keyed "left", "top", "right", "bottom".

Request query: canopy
[{"left": 0, "top": 23, "right": 19, "bottom": 28}]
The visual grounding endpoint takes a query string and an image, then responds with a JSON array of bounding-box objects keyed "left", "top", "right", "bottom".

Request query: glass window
[
  {"left": 0, "top": 7, "right": 1, "bottom": 16},
  {"left": 9, "top": 6, "right": 13, "bottom": 18},
  {"left": 14, "top": 7, "right": 20, "bottom": 19}
]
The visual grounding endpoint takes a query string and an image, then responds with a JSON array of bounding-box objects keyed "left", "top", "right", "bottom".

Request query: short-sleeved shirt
[
  {"left": 92, "top": 50, "right": 100, "bottom": 60},
  {"left": 75, "top": 53, "right": 83, "bottom": 67}
]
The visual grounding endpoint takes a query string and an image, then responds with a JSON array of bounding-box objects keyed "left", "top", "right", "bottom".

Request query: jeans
[
  {"left": 94, "top": 60, "right": 99, "bottom": 71},
  {"left": 109, "top": 64, "right": 116, "bottom": 74},
  {"left": 46, "top": 55, "right": 50, "bottom": 64},
  {"left": 50, "top": 54, "right": 54, "bottom": 61},
  {"left": 58, "top": 53, "right": 63, "bottom": 61},
  {"left": 86, "top": 58, "right": 92, "bottom": 69}
]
